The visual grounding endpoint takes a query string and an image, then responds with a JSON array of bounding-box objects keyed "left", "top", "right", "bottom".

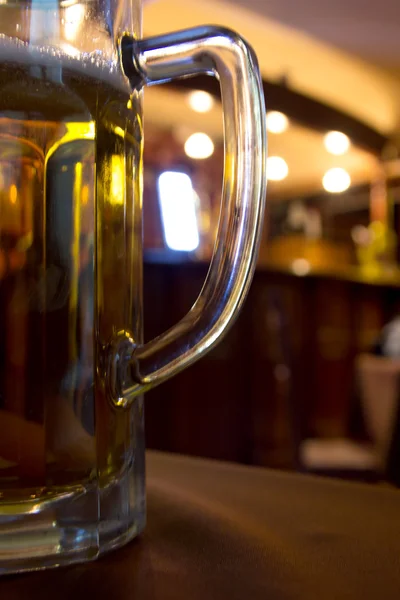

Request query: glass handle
[{"left": 110, "top": 26, "right": 267, "bottom": 407}]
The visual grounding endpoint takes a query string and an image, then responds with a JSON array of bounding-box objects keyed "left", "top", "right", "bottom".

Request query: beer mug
[{"left": 0, "top": 0, "right": 266, "bottom": 574}]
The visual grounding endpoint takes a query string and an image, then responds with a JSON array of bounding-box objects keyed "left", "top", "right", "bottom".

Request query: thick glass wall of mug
[{"left": 0, "top": 0, "right": 145, "bottom": 571}]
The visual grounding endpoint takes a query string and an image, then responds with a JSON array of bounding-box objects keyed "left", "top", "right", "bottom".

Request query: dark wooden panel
[
  {"left": 143, "top": 262, "right": 400, "bottom": 468},
  {"left": 312, "top": 280, "right": 353, "bottom": 436},
  {"left": 143, "top": 262, "right": 251, "bottom": 462}
]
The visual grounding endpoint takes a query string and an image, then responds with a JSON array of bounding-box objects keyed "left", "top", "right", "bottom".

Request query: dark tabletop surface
[{"left": 3, "top": 451, "right": 400, "bottom": 599}]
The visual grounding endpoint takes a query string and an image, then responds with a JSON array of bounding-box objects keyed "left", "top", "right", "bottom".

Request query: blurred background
[{"left": 142, "top": 0, "right": 400, "bottom": 485}]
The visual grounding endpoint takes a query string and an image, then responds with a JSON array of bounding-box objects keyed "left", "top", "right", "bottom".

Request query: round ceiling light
[
  {"left": 322, "top": 167, "right": 351, "bottom": 193},
  {"left": 184, "top": 132, "right": 214, "bottom": 160},
  {"left": 188, "top": 90, "right": 214, "bottom": 113},
  {"left": 266, "top": 111, "right": 289, "bottom": 134},
  {"left": 267, "top": 156, "right": 289, "bottom": 181},
  {"left": 324, "top": 131, "right": 350, "bottom": 155}
]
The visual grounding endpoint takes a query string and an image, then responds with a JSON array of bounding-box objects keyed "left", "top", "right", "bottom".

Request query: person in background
[
  {"left": 372, "top": 316, "right": 400, "bottom": 358},
  {"left": 369, "top": 315, "right": 400, "bottom": 486}
]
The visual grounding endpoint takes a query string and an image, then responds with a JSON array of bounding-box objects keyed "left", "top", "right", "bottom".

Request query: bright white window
[{"left": 158, "top": 171, "right": 200, "bottom": 252}]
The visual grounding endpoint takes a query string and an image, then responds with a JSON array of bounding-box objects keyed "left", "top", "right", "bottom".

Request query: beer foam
[{"left": 0, "top": 34, "right": 128, "bottom": 89}]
